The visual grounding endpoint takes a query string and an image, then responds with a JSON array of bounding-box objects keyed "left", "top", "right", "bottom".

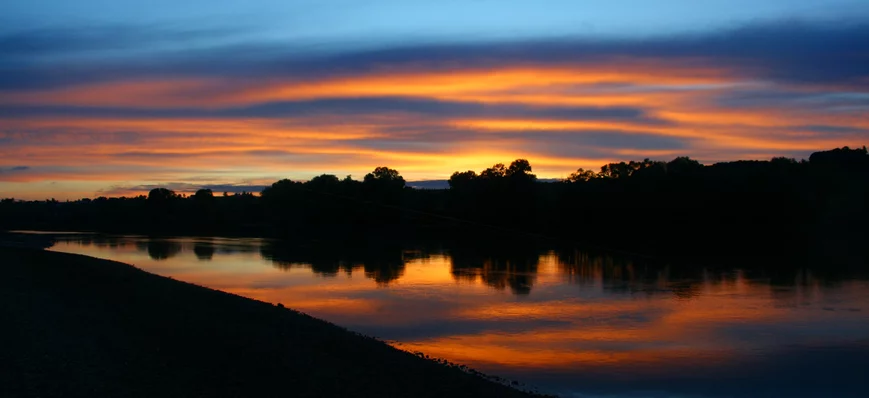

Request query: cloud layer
[{"left": 1, "top": 21, "right": 867, "bottom": 199}]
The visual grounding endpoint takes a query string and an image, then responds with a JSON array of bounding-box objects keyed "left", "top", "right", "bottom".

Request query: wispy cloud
[
  {"left": 0, "top": 20, "right": 867, "bottom": 199},
  {"left": 2, "top": 21, "right": 866, "bottom": 90},
  {"left": 0, "top": 166, "right": 29, "bottom": 172}
]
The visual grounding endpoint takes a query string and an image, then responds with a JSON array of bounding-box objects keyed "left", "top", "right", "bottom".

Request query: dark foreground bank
[{"left": 0, "top": 248, "right": 538, "bottom": 398}]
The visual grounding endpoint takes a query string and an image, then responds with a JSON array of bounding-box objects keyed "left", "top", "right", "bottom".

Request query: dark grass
[{"left": 0, "top": 248, "right": 540, "bottom": 398}]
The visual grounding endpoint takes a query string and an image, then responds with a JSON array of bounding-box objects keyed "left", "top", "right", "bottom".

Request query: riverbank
[{"left": 0, "top": 248, "right": 539, "bottom": 398}]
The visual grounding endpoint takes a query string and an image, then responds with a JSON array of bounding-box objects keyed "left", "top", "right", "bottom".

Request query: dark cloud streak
[
  {"left": 1, "top": 20, "right": 866, "bottom": 90},
  {"left": 0, "top": 97, "right": 667, "bottom": 125},
  {"left": 0, "top": 166, "right": 30, "bottom": 173}
]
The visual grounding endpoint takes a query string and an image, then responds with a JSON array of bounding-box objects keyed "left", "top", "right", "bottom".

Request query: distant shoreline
[
  {"left": 0, "top": 247, "right": 541, "bottom": 398},
  {"left": 5, "top": 147, "right": 868, "bottom": 264}
]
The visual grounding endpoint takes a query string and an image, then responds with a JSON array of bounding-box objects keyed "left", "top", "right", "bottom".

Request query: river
[{"left": 36, "top": 233, "right": 869, "bottom": 397}]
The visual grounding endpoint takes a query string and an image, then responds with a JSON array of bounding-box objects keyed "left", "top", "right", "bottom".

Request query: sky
[{"left": 1, "top": 1, "right": 868, "bottom": 199}]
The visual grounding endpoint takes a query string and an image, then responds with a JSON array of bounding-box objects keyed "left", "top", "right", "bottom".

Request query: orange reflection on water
[
  {"left": 46, "top": 236, "right": 869, "bottom": 390},
  {"left": 398, "top": 335, "right": 728, "bottom": 369}
]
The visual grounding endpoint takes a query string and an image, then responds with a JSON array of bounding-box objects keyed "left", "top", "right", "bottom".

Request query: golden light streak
[
  {"left": 2, "top": 59, "right": 866, "bottom": 199},
  {"left": 0, "top": 63, "right": 734, "bottom": 108}
]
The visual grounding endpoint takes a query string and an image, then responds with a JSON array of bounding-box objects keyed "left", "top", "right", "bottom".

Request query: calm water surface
[{"left": 41, "top": 234, "right": 869, "bottom": 397}]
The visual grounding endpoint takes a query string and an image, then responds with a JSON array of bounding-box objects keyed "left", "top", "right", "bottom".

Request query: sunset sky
[{"left": 1, "top": 0, "right": 867, "bottom": 199}]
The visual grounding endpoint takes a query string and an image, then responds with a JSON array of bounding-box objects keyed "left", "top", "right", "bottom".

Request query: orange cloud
[
  {"left": 0, "top": 62, "right": 733, "bottom": 108},
  {"left": 2, "top": 58, "right": 866, "bottom": 199}
]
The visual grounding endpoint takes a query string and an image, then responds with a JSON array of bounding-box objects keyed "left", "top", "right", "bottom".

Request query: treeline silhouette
[{"left": 2, "top": 147, "right": 868, "bottom": 261}]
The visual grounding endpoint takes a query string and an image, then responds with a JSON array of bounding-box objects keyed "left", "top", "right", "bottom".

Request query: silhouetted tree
[
  {"left": 599, "top": 162, "right": 632, "bottom": 179},
  {"left": 3, "top": 146, "right": 868, "bottom": 264},
  {"left": 666, "top": 157, "right": 703, "bottom": 175},
  {"left": 506, "top": 159, "right": 535, "bottom": 179},
  {"left": 362, "top": 167, "right": 406, "bottom": 215},
  {"left": 809, "top": 146, "right": 869, "bottom": 175},
  {"left": 480, "top": 163, "right": 507, "bottom": 179},
  {"left": 566, "top": 168, "right": 597, "bottom": 182},
  {"left": 308, "top": 174, "right": 341, "bottom": 191},
  {"left": 148, "top": 188, "right": 177, "bottom": 203},
  {"left": 193, "top": 189, "right": 214, "bottom": 202},
  {"left": 448, "top": 171, "right": 478, "bottom": 189},
  {"left": 771, "top": 157, "right": 797, "bottom": 165},
  {"left": 144, "top": 188, "right": 179, "bottom": 231},
  {"left": 363, "top": 167, "right": 406, "bottom": 190}
]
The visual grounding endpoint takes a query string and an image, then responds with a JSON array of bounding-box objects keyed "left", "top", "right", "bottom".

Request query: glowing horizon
[{"left": 1, "top": 2, "right": 867, "bottom": 200}]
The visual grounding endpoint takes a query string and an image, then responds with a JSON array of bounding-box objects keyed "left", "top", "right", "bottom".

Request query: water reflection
[
  {"left": 137, "top": 240, "right": 183, "bottom": 261},
  {"left": 38, "top": 233, "right": 869, "bottom": 397},
  {"left": 193, "top": 242, "right": 215, "bottom": 261},
  {"left": 261, "top": 242, "right": 407, "bottom": 284},
  {"left": 451, "top": 245, "right": 540, "bottom": 295}
]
